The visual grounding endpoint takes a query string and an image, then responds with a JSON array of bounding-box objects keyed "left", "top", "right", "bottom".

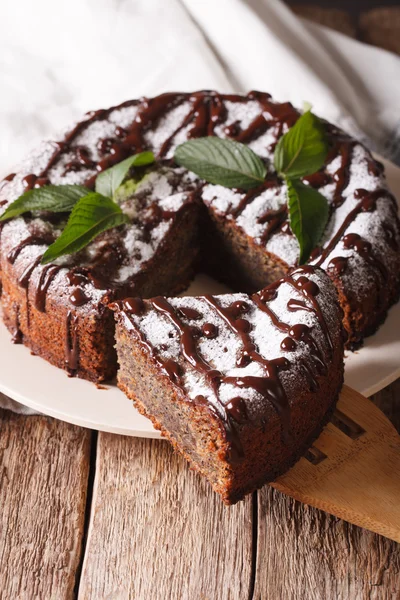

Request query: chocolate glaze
[
  {"left": 331, "top": 141, "right": 356, "bottom": 207},
  {"left": 313, "top": 188, "right": 392, "bottom": 272},
  {"left": 65, "top": 311, "right": 79, "bottom": 374},
  {"left": 1, "top": 90, "right": 398, "bottom": 383},
  {"left": 303, "top": 171, "right": 332, "bottom": 189},
  {"left": 70, "top": 288, "right": 89, "bottom": 307},
  {"left": 328, "top": 256, "right": 348, "bottom": 276},
  {"left": 253, "top": 278, "right": 328, "bottom": 389},
  {"left": 121, "top": 297, "right": 145, "bottom": 315},
  {"left": 202, "top": 322, "right": 218, "bottom": 339},
  {"left": 2, "top": 173, "right": 16, "bottom": 183},
  {"left": 225, "top": 396, "right": 248, "bottom": 424},
  {"left": 258, "top": 204, "right": 288, "bottom": 243},
  {"left": 115, "top": 267, "right": 333, "bottom": 461},
  {"left": 178, "top": 306, "right": 202, "bottom": 320},
  {"left": 22, "top": 174, "right": 37, "bottom": 191},
  {"left": 1, "top": 92, "right": 394, "bottom": 331},
  {"left": 343, "top": 233, "right": 387, "bottom": 278},
  {"left": 281, "top": 337, "right": 297, "bottom": 352},
  {"left": 7, "top": 236, "right": 45, "bottom": 264},
  {"left": 18, "top": 256, "right": 42, "bottom": 289},
  {"left": 35, "top": 266, "right": 62, "bottom": 312}
]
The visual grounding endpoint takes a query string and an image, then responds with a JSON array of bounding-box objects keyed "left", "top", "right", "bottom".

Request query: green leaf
[
  {"left": 113, "top": 171, "right": 154, "bottom": 205},
  {"left": 0, "top": 185, "right": 89, "bottom": 222},
  {"left": 286, "top": 178, "right": 329, "bottom": 264},
  {"left": 274, "top": 110, "right": 328, "bottom": 179},
  {"left": 95, "top": 151, "right": 155, "bottom": 198},
  {"left": 41, "top": 193, "right": 129, "bottom": 265},
  {"left": 174, "top": 137, "right": 267, "bottom": 190}
]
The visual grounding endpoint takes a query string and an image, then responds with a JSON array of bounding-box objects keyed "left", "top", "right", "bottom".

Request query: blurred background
[
  {"left": 1, "top": 0, "right": 400, "bottom": 174},
  {"left": 286, "top": 0, "right": 400, "bottom": 54}
]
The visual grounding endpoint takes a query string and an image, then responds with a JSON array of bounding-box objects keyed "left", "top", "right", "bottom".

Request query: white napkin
[{"left": 2, "top": 0, "right": 400, "bottom": 413}]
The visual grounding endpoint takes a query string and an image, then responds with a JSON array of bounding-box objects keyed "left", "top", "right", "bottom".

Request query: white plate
[{"left": 1, "top": 159, "right": 400, "bottom": 436}]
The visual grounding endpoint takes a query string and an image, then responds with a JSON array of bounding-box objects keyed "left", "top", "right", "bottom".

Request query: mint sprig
[
  {"left": 41, "top": 193, "right": 129, "bottom": 265},
  {"left": 274, "top": 110, "right": 328, "bottom": 179},
  {"left": 286, "top": 179, "right": 329, "bottom": 264},
  {"left": 0, "top": 185, "right": 89, "bottom": 222},
  {"left": 173, "top": 110, "right": 329, "bottom": 264},
  {"left": 174, "top": 137, "right": 266, "bottom": 190},
  {"left": 274, "top": 109, "right": 329, "bottom": 264},
  {"left": 0, "top": 151, "right": 152, "bottom": 264},
  {"left": 95, "top": 151, "right": 155, "bottom": 198},
  {"left": 1, "top": 106, "right": 330, "bottom": 267}
]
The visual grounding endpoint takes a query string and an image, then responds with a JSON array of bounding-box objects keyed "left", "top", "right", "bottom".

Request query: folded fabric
[
  {"left": 182, "top": 0, "right": 400, "bottom": 162},
  {"left": 1, "top": 0, "right": 400, "bottom": 414},
  {"left": 0, "top": 393, "right": 40, "bottom": 415}
]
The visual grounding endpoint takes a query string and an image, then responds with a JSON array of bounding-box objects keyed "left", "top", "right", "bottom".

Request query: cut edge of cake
[{"left": 111, "top": 266, "right": 345, "bottom": 503}]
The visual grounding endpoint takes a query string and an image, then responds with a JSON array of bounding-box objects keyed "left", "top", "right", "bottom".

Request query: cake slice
[{"left": 112, "top": 266, "right": 344, "bottom": 503}]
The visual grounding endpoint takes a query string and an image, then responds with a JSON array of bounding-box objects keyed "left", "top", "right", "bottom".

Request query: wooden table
[{"left": 1, "top": 379, "right": 399, "bottom": 599}]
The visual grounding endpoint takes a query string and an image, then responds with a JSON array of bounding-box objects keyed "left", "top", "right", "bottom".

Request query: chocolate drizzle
[
  {"left": 149, "top": 295, "right": 245, "bottom": 461},
  {"left": 2, "top": 91, "right": 396, "bottom": 327},
  {"left": 313, "top": 187, "right": 391, "bottom": 270},
  {"left": 1, "top": 89, "right": 399, "bottom": 391},
  {"left": 35, "top": 266, "right": 62, "bottom": 312},
  {"left": 65, "top": 311, "right": 79, "bottom": 374},
  {"left": 231, "top": 178, "right": 279, "bottom": 219},
  {"left": 18, "top": 256, "right": 42, "bottom": 289},
  {"left": 7, "top": 236, "right": 45, "bottom": 264},
  {"left": 70, "top": 288, "right": 89, "bottom": 307},
  {"left": 258, "top": 204, "right": 288, "bottom": 243},
  {"left": 331, "top": 141, "right": 355, "bottom": 207},
  {"left": 116, "top": 267, "right": 334, "bottom": 462}
]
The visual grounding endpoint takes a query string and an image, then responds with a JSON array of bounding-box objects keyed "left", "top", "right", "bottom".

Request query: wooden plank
[
  {"left": 0, "top": 406, "right": 91, "bottom": 600},
  {"left": 253, "top": 380, "right": 400, "bottom": 600},
  {"left": 272, "top": 385, "right": 400, "bottom": 541},
  {"left": 79, "top": 436, "right": 253, "bottom": 600}
]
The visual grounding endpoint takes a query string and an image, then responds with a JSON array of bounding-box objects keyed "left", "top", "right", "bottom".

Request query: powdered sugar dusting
[
  {"left": 1, "top": 91, "right": 399, "bottom": 349},
  {"left": 145, "top": 100, "right": 192, "bottom": 157},
  {"left": 123, "top": 269, "right": 342, "bottom": 421},
  {"left": 214, "top": 100, "right": 262, "bottom": 137}
]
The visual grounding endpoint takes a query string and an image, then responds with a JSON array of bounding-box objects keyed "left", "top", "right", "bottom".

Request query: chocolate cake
[
  {"left": 112, "top": 266, "right": 344, "bottom": 503},
  {"left": 0, "top": 91, "right": 399, "bottom": 385}
]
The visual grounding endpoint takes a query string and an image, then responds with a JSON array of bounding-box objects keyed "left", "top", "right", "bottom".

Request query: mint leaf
[
  {"left": 274, "top": 110, "right": 328, "bottom": 179},
  {"left": 95, "top": 151, "right": 155, "bottom": 198},
  {"left": 113, "top": 172, "right": 151, "bottom": 204},
  {"left": 0, "top": 185, "right": 89, "bottom": 222},
  {"left": 41, "top": 193, "right": 129, "bottom": 265},
  {"left": 287, "top": 178, "right": 329, "bottom": 264},
  {"left": 174, "top": 137, "right": 266, "bottom": 190}
]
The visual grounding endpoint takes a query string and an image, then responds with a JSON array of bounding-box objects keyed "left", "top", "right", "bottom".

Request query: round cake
[
  {"left": 112, "top": 265, "right": 344, "bottom": 503},
  {"left": 1, "top": 90, "right": 398, "bottom": 502},
  {"left": 0, "top": 90, "right": 399, "bottom": 385}
]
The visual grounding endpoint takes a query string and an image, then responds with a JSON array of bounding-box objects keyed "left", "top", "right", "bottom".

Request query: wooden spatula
[{"left": 272, "top": 385, "right": 400, "bottom": 542}]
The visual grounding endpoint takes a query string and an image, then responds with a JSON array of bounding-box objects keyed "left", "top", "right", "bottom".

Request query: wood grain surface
[
  {"left": 0, "top": 383, "right": 398, "bottom": 600},
  {"left": 272, "top": 385, "right": 400, "bottom": 542},
  {"left": 0, "top": 408, "right": 91, "bottom": 600},
  {"left": 78, "top": 436, "right": 253, "bottom": 600},
  {"left": 253, "top": 379, "right": 400, "bottom": 600}
]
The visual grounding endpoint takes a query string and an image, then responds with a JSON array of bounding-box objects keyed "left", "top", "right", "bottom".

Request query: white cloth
[{"left": 2, "top": 0, "right": 400, "bottom": 413}]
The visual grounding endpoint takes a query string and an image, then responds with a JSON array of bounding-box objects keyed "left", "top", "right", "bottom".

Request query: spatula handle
[{"left": 272, "top": 386, "right": 400, "bottom": 542}]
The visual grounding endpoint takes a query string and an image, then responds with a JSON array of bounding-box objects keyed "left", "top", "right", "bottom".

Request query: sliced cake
[
  {"left": 112, "top": 266, "right": 344, "bottom": 503},
  {"left": 0, "top": 91, "right": 399, "bottom": 382}
]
